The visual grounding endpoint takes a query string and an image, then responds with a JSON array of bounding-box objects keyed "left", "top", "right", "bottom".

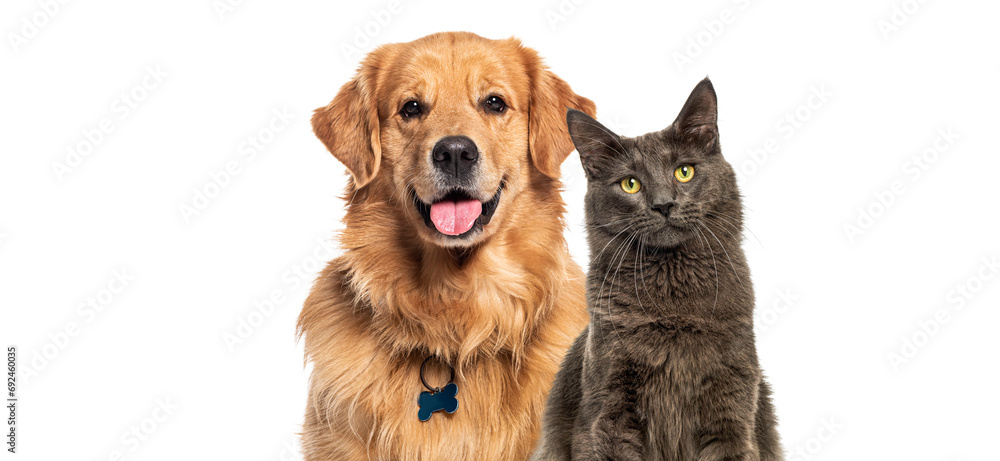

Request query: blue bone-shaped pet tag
[{"left": 417, "top": 382, "right": 459, "bottom": 422}]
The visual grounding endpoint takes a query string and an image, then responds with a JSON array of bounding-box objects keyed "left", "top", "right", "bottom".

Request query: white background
[{"left": 2, "top": 0, "right": 998, "bottom": 459}]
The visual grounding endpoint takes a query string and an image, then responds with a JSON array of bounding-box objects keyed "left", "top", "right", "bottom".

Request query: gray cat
[{"left": 532, "top": 79, "right": 781, "bottom": 461}]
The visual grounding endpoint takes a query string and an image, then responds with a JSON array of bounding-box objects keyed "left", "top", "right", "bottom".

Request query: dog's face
[{"left": 313, "top": 32, "right": 595, "bottom": 248}]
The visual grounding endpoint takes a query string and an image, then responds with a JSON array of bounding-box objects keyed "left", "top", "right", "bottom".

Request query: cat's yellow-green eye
[
  {"left": 620, "top": 177, "right": 641, "bottom": 194},
  {"left": 674, "top": 164, "right": 695, "bottom": 183}
]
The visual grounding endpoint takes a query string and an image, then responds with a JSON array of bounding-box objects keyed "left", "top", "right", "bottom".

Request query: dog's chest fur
[
  {"left": 300, "top": 257, "right": 586, "bottom": 461},
  {"left": 310, "top": 335, "right": 547, "bottom": 460}
]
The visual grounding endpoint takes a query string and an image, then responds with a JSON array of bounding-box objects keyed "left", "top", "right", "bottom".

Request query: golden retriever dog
[{"left": 297, "top": 32, "right": 596, "bottom": 460}]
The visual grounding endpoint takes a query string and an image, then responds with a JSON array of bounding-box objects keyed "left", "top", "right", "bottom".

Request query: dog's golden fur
[{"left": 298, "top": 32, "right": 595, "bottom": 460}]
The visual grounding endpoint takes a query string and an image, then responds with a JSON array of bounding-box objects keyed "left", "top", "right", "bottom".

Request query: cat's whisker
[
  {"left": 593, "top": 217, "right": 643, "bottom": 229},
  {"left": 692, "top": 222, "right": 709, "bottom": 251},
  {"left": 705, "top": 210, "right": 763, "bottom": 249},
  {"left": 693, "top": 225, "right": 720, "bottom": 311},
  {"left": 638, "top": 235, "right": 657, "bottom": 313},
  {"left": 604, "top": 235, "right": 635, "bottom": 341},
  {"left": 610, "top": 231, "right": 641, "bottom": 335},
  {"left": 704, "top": 213, "right": 756, "bottom": 250},
  {"left": 592, "top": 227, "right": 630, "bottom": 339},
  {"left": 596, "top": 228, "right": 634, "bottom": 342},
  {"left": 632, "top": 234, "right": 655, "bottom": 323},
  {"left": 702, "top": 209, "right": 741, "bottom": 229},
  {"left": 706, "top": 198, "right": 756, "bottom": 220},
  {"left": 592, "top": 227, "right": 632, "bottom": 263},
  {"left": 706, "top": 220, "right": 745, "bottom": 251},
  {"left": 697, "top": 220, "right": 746, "bottom": 293}
]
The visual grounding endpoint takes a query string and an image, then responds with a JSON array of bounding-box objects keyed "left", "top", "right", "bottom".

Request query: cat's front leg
[
  {"left": 575, "top": 361, "right": 647, "bottom": 461},
  {"left": 693, "top": 371, "right": 761, "bottom": 461},
  {"left": 577, "top": 408, "right": 646, "bottom": 461}
]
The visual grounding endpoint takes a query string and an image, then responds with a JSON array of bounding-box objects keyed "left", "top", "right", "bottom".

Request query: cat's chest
[
  {"left": 591, "top": 253, "right": 733, "bottom": 312},
  {"left": 640, "top": 248, "right": 727, "bottom": 298},
  {"left": 602, "top": 313, "right": 728, "bottom": 366},
  {"left": 626, "top": 348, "right": 714, "bottom": 461}
]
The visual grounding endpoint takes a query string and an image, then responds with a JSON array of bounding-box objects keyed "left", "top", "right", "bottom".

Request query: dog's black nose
[
  {"left": 652, "top": 201, "right": 675, "bottom": 218},
  {"left": 432, "top": 136, "right": 479, "bottom": 178}
]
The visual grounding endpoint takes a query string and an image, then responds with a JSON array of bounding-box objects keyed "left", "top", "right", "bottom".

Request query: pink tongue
[{"left": 430, "top": 199, "right": 482, "bottom": 236}]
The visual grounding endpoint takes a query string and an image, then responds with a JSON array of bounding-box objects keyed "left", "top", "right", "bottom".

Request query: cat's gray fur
[{"left": 532, "top": 78, "right": 781, "bottom": 461}]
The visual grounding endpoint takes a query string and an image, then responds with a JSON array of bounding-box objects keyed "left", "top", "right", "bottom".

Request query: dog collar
[{"left": 417, "top": 356, "right": 459, "bottom": 421}]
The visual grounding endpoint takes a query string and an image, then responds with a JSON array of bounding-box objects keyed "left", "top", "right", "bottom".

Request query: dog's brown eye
[
  {"left": 484, "top": 95, "right": 506, "bottom": 113},
  {"left": 401, "top": 100, "right": 422, "bottom": 118}
]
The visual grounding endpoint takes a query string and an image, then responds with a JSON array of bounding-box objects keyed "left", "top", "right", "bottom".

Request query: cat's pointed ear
[
  {"left": 567, "top": 109, "right": 622, "bottom": 178},
  {"left": 672, "top": 77, "right": 719, "bottom": 150}
]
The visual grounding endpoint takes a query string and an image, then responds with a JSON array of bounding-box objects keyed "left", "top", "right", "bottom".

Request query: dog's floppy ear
[
  {"left": 312, "top": 48, "right": 392, "bottom": 188},
  {"left": 521, "top": 46, "right": 596, "bottom": 179}
]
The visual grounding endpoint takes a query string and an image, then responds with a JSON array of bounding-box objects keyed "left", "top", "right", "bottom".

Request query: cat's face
[{"left": 568, "top": 78, "right": 740, "bottom": 250}]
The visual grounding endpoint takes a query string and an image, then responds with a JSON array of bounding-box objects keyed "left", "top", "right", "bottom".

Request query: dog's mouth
[{"left": 413, "top": 183, "right": 504, "bottom": 238}]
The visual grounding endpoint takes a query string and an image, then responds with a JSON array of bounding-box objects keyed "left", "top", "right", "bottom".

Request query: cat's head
[{"left": 568, "top": 78, "right": 741, "bottom": 250}]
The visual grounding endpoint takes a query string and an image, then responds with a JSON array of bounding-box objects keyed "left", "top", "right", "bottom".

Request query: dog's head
[{"left": 312, "top": 32, "right": 595, "bottom": 248}]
